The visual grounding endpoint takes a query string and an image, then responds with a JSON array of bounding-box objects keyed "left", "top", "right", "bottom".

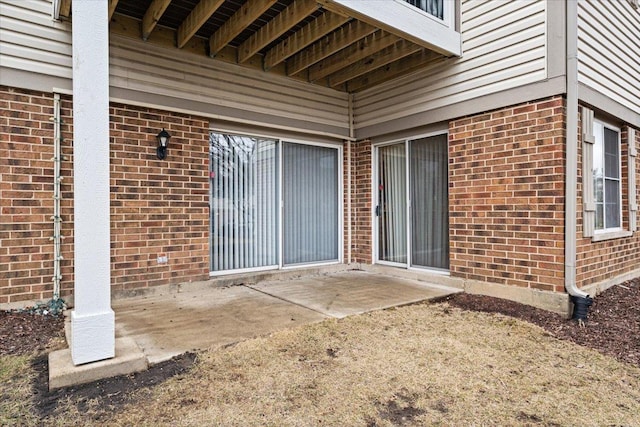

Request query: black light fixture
[{"left": 156, "top": 128, "right": 171, "bottom": 160}]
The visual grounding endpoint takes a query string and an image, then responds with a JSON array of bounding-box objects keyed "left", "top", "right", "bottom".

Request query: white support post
[{"left": 70, "top": 0, "right": 115, "bottom": 365}]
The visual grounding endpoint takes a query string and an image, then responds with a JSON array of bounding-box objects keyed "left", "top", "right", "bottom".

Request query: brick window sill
[{"left": 592, "top": 230, "right": 634, "bottom": 242}]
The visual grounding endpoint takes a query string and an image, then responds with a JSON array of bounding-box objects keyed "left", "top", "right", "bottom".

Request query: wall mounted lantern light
[{"left": 156, "top": 128, "right": 171, "bottom": 160}]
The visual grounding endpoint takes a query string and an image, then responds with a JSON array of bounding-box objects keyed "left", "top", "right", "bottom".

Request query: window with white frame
[
  {"left": 592, "top": 120, "right": 622, "bottom": 231},
  {"left": 399, "top": 0, "right": 456, "bottom": 29},
  {"left": 404, "top": 0, "right": 444, "bottom": 20}
]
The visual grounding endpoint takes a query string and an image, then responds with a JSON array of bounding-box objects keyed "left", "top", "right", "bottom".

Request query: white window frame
[
  {"left": 397, "top": 0, "right": 455, "bottom": 29},
  {"left": 593, "top": 119, "right": 623, "bottom": 234}
]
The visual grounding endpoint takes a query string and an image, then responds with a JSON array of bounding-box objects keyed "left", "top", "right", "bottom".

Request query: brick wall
[
  {"left": 448, "top": 96, "right": 566, "bottom": 292},
  {"left": 351, "top": 139, "right": 373, "bottom": 264},
  {"left": 576, "top": 114, "right": 640, "bottom": 287},
  {"left": 109, "top": 103, "right": 210, "bottom": 293},
  {"left": 1, "top": 86, "right": 210, "bottom": 306},
  {"left": 0, "top": 87, "right": 59, "bottom": 304}
]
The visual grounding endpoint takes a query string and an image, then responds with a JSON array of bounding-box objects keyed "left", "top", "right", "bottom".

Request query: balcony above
[{"left": 56, "top": 0, "right": 461, "bottom": 93}]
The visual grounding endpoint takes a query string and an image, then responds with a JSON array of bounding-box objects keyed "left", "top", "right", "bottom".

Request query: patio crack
[{"left": 242, "top": 285, "right": 335, "bottom": 319}]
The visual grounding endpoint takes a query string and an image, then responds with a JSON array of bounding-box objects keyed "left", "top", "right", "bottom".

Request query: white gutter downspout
[
  {"left": 52, "top": 0, "right": 61, "bottom": 20},
  {"left": 565, "top": 0, "right": 589, "bottom": 299}
]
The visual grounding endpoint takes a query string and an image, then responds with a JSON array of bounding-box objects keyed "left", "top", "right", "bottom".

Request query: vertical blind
[
  {"left": 378, "top": 143, "right": 407, "bottom": 264},
  {"left": 410, "top": 135, "right": 449, "bottom": 269},
  {"left": 283, "top": 142, "right": 339, "bottom": 265},
  {"left": 210, "top": 133, "right": 339, "bottom": 272},
  {"left": 210, "top": 134, "right": 278, "bottom": 271},
  {"left": 377, "top": 135, "right": 449, "bottom": 270}
]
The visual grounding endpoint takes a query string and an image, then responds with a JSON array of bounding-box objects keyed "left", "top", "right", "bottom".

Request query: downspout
[
  {"left": 347, "top": 94, "right": 354, "bottom": 265},
  {"left": 565, "top": 1, "right": 590, "bottom": 304},
  {"left": 52, "top": 0, "right": 61, "bottom": 20}
]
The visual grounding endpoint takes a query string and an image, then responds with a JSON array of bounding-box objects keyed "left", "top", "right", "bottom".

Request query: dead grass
[
  {"left": 43, "top": 303, "right": 640, "bottom": 426},
  {"left": 0, "top": 355, "right": 39, "bottom": 426}
]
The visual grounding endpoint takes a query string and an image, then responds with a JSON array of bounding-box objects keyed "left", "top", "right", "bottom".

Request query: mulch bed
[
  {"left": 1, "top": 278, "right": 638, "bottom": 421},
  {"left": 0, "top": 311, "right": 65, "bottom": 357},
  {"left": 440, "top": 278, "right": 640, "bottom": 367}
]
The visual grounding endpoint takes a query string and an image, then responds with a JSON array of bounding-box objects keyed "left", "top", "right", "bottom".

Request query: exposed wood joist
[
  {"left": 287, "top": 20, "right": 376, "bottom": 77},
  {"left": 264, "top": 11, "right": 350, "bottom": 71},
  {"left": 72, "top": 0, "right": 451, "bottom": 92},
  {"left": 59, "top": 0, "right": 71, "bottom": 18},
  {"left": 237, "top": 0, "right": 319, "bottom": 64},
  {"left": 328, "top": 40, "right": 423, "bottom": 87},
  {"left": 177, "top": 0, "right": 225, "bottom": 49},
  {"left": 347, "top": 49, "right": 444, "bottom": 92},
  {"left": 57, "top": 0, "right": 116, "bottom": 20},
  {"left": 110, "top": 13, "right": 328, "bottom": 87},
  {"left": 108, "top": 0, "right": 119, "bottom": 20},
  {"left": 209, "top": 0, "right": 278, "bottom": 58},
  {"left": 317, "top": 0, "right": 454, "bottom": 55},
  {"left": 308, "top": 31, "right": 400, "bottom": 82},
  {"left": 141, "top": 0, "right": 172, "bottom": 41}
]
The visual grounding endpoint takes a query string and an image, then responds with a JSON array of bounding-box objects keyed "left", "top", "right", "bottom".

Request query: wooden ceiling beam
[
  {"left": 177, "top": 0, "right": 225, "bottom": 49},
  {"left": 141, "top": 0, "right": 172, "bottom": 41},
  {"left": 347, "top": 50, "right": 444, "bottom": 92},
  {"left": 237, "top": 0, "right": 319, "bottom": 64},
  {"left": 328, "top": 40, "right": 423, "bottom": 87},
  {"left": 59, "top": 0, "right": 71, "bottom": 18},
  {"left": 60, "top": 0, "right": 118, "bottom": 20},
  {"left": 264, "top": 11, "right": 350, "bottom": 71},
  {"left": 308, "top": 30, "right": 399, "bottom": 82},
  {"left": 209, "top": 0, "right": 278, "bottom": 58},
  {"left": 108, "top": 0, "right": 119, "bottom": 20},
  {"left": 287, "top": 20, "right": 376, "bottom": 77}
]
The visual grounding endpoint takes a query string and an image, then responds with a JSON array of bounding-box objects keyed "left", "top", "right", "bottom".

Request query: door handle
[{"left": 375, "top": 205, "right": 381, "bottom": 216}]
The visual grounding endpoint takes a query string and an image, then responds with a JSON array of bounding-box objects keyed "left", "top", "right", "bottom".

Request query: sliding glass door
[
  {"left": 210, "top": 134, "right": 278, "bottom": 272},
  {"left": 210, "top": 133, "right": 340, "bottom": 274},
  {"left": 376, "top": 134, "right": 449, "bottom": 271},
  {"left": 377, "top": 143, "right": 407, "bottom": 264},
  {"left": 283, "top": 142, "right": 339, "bottom": 266},
  {"left": 410, "top": 135, "right": 449, "bottom": 270}
]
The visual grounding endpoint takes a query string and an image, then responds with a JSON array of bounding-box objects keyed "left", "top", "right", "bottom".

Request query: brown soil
[
  {"left": 1, "top": 277, "right": 638, "bottom": 422},
  {"left": 0, "top": 311, "right": 65, "bottom": 357},
  {"left": 30, "top": 352, "right": 196, "bottom": 422},
  {"left": 440, "top": 278, "right": 640, "bottom": 367}
]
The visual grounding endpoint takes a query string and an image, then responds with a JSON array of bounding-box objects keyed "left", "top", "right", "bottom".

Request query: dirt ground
[
  {"left": 1, "top": 277, "right": 639, "bottom": 425},
  {"left": 442, "top": 278, "right": 640, "bottom": 367}
]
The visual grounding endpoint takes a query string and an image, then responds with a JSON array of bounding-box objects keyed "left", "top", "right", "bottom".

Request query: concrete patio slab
[
  {"left": 51, "top": 270, "right": 460, "bottom": 386},
  {"left": 249, "top": 270, "right": 460, "bottom": 318},
  {"left": 113, "top": 285, "right": 328, "bottom": 364},
  {"left": 48, "top": 337, "right": 147, "bottom": 390}
]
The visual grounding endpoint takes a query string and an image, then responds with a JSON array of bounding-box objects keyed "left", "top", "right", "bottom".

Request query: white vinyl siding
[
  {"left": 0, "top": 0, "right": 72, "bottom": 81},
  {"left": 353, "top": 0, "right": 547, "bottom": 130},
  {"left": 0, "top": 1, "right": 350, "bottom": 138},
  {"left": 109, "top": 36, "right": 349, "bottom": 137},
  {"left": 577, "top": 0, "right": 640, "bottom": 115}
]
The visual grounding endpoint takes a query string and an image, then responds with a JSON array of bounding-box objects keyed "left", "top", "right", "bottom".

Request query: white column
[{"left": 70, "top": 0, "right": 114, "bottom": 365}]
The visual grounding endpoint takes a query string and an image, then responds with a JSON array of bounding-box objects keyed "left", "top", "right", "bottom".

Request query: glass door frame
[
  {"left": 372, "top": 131, "right": 450, "bottom": 274},
  {"left": 373, "top": 140, "right": 411, "bottom": 268},
  {"left": 280, "top": 139, "right": 344, "bottom": 269},
  {"left": 209, "top": 130, "right": 344, "bottom": 276}
]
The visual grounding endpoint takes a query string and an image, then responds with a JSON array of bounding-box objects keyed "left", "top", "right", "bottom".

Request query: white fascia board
[{"left": 322, "top": 0, "right": 461, "bottom": 57}]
